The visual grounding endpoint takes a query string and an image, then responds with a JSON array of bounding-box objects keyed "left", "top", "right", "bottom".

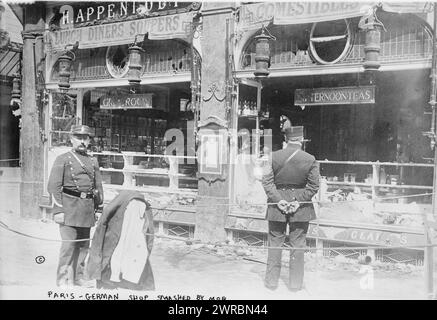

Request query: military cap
[
  {"left": 284, "top": 126, "right": 304, "bottom": 141},
  {"left": 70, "top": 124, "right": 93, "bottom": 137}
]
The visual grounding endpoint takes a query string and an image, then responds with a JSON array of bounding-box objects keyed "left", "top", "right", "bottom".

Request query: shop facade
[
  {"left": 12, "top": 2, "right": 437, "bottom": 265},
  {"left": 226, "top": 1, "right": 437, "bottom": 265},
  {"left": 39, "top": 1, "right": 203, "bottom": 238},
  {"left": 0, "top": 1, "right": 22, "bottom": 214}
]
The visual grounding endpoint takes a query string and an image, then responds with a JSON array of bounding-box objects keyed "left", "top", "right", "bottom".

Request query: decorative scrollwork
[
  {"left": 203, "top": 82, "right": 226, "bottom": 102},
  {"left": 199, "top": 176, "right": 226, "bottom": 186},
  {"left": 190, "top": 2, "right": 202, "bottom": 11}
]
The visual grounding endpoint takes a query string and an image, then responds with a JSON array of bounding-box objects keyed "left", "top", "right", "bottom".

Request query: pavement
[{"left": 0, "top": 208, "right": 432, "bottom": 300}]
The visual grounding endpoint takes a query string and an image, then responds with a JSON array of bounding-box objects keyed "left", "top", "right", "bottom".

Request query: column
[
  {"left": 20, "top": 3, "right": 45, "bottom": 218},
  {"left": 194, "top": 2, "right": 235, "bottom": 243}
]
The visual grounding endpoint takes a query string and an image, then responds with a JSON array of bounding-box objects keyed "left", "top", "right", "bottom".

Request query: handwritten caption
[{"left": 47, "top": 290, "right": 226, "bottom": 300}]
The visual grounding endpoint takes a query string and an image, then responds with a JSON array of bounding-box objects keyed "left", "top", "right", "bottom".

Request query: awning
[
  {"left": 0, "top": 47, "right": 21, "bottom": 77},
  {"left": 238, "top": 2, "right": 433, "bottom": 30},
  {"left": 45, "top": 11, "right": 195, "bottom": 51},
  {"left": 0, "top": 2, "right": 22, "bottom": 78}
]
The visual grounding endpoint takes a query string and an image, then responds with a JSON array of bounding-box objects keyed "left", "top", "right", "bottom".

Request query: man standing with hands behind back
[
  {"left": 48, "top": 124, "right": 104, "bottom": 287},
  {"left": 262, "top": 126, "right": 320, "bottom": 292}
]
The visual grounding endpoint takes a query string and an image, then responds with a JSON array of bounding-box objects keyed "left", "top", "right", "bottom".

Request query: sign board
[
  {"left": 53, "top": 2, "right": 195, "bottom": 28},
  {"left": 307, "top": 224, "right": 425, "bottom": 247},
  {"left": 294, "top": 86, "right": 375, "bottom": 106},
  {"left": 238, "top": 2, "right": 431, "bottom": 30},
  {"left": 46, "top": 11, "right": 195, "bottom": 50},
  {"left": 238, "top": 2, "right": 371, "bottom": 30},
  {"left": 100, "top": 94, "right": 153, "bottom": 110}
]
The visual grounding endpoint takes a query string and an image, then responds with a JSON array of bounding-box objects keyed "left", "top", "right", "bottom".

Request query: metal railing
[
  {"left": 241, "top": 25, "right": 432, "bottom": 70},
  {"left": 51, "top": 47, "right": 192, "bottom": 82},
  {"left": 318, "top": 160, "right": 434, "bottom": 202}
]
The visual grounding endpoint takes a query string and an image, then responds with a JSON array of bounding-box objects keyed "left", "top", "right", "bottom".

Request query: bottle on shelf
[
  {"left": 242, "top": 100, "right": 248, "bottom": 116},
  {"left": 251, "top": 101, "right": 257, "bottom": 116}
]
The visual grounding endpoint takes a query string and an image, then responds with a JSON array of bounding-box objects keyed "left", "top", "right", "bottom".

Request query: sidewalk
[{"left": 0, "top": 210, "right": 429, "bottom": 300}]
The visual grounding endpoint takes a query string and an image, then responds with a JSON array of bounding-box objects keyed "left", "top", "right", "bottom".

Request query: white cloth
[
  {"left": 234, "top": 153, "right": 267, "bottom": 215},
  {"left": 110, "top": 200, "right": 149, "bottom": 284}
]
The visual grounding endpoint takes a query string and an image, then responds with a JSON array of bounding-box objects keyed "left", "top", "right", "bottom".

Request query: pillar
[
  {"left": 20, "top": 3, "right": 45, "bottom": 218},
  {"left": 194, "top": 2, "right": 235, "bottom": 243}
]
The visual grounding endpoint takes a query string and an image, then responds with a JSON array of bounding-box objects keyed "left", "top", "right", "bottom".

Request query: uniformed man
[
  {"left": 47, "top": 124, "right": 104, "bottom": 287},
  {"left": 261, "top": 126, "right": 320, "bottom": 292}
]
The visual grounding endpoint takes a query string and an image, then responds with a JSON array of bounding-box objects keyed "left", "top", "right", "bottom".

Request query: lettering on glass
[{"left": 295, "top": 86, "right": 375, "bottom": 106}]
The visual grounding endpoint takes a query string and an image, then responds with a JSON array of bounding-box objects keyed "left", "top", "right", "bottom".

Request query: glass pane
[{"left": 51, "top": 92, "right": 77, "bottom": 147}]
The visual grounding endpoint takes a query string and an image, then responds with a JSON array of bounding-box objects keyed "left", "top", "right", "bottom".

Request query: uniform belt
[
  {"left": 276, "top": 184, "right": 305, "bottom": 190},
  {"left": 62, "top": 188, "right": 94, "bottom": 199}
]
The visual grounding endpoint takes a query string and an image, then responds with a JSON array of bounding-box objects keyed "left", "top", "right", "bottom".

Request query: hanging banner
[
  {"left": 238, "top": 2, "right": 373, "bottom": 30},
  {"left": 46, "top": 11, "right": 194, "bottom": 50},
  {"left": 238, "top": 2, "right": 432, "bottom": 30},
  {"left": 294, "top": 86, "right": 375, "bottom": 106}
]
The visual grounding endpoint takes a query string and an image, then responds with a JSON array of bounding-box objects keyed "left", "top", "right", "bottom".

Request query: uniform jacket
[
  {"left": 86, "top": 190, "right": 155, "bottom": 290},
  {"left": 47, "top": 150, "right": 104, "bottom": 227},
  {"left": 262, "top": 144, "right": 320, "bottom": 222}
]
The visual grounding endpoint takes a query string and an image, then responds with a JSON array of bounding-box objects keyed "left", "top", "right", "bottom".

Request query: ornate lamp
[
  {"left": 10, "top": 73, "right": 21, "bottom": 118},
  {"left": 254, "top": 25, "right": 276, "bottom": 78},
  {"left": 10, "top": 73, "right": 21, "bottom": 101},
  {"left": 127, "top": 41, "right": 144, "bottom": 88},
  {"left": 57, "top": 50, "right": 75, "bottom": 92},
  {"left": 359, "top": 7, "right": 385, "bottom": 72}
]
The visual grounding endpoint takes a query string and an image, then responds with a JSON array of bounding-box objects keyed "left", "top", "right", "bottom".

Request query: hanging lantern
[
  {"left": 359, "top": 9, "right": 385, "bottom": 72},
  {"left": 254, "top": 26, "right": 275, "bottom": 78},
  {"left": 127, "top": 43, "right": 144, "bottom": 87},
  {"left": 9, "top": 73, "right": 21, "bottom": 117},
  {"left": 10, "top": 73, "right": 21, "bottom": 102},
  {"left": 58, "top": 51, "right": 75, "bottom": 92}
]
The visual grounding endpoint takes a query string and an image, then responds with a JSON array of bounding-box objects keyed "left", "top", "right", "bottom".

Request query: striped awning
[
  {"left": 0, "top": 1, "right": 22, "bottom": 78},
  {"left": 0, "top": 45, "right": 20, "bottom": 77}
]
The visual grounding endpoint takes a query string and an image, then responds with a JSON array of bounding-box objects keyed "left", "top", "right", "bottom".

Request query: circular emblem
[
  {"left": 309, "top": 19, "right": 352, "bottom": 65},
  {"left": 106, "top": 45, "right": 130, "bottom": 78}
]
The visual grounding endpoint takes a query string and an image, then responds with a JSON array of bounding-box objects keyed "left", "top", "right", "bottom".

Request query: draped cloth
[
  {"left": 234, "top": 153, "right": 268, "bottom": 216},
  {"left": 110, "top": 200, "right": 149, "bottom": 284},
  {"left": 86, "top": 190, "right": 155, "bottom": 290}
]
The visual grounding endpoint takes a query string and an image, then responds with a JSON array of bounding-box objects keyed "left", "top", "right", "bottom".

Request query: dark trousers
[
  {"left": 265, "top": 220, "right": 309, "bottom": 290},
  {"left": 57, "top": 225, "right": 90, "bottom": 286}
]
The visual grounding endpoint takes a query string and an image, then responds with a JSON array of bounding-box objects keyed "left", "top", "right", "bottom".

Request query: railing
[
  {"left": 241, "top": 24, "right": 432, "bottom": 70},
  {"left": 51, "top": 47, "right": 192, "bottom": 82},
  {"left": 91, "top": 151, "right": 198, "bottom": 192},
  {"left": 318, "top": 160, "right": 434, "bottom": 201},
  {"left": 317, "top": 160, "right": 433, "bottom": 228},
  {"left": 0, "top": 158, "right": 20, "bottom": 167}
]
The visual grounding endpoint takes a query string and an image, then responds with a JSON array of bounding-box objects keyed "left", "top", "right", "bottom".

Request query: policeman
[
  {"left": 262, "top": 126, "right": 320, "bottom": 292},
  {"left": 47, "top": 124, "right": 104, "bottom": 287}
]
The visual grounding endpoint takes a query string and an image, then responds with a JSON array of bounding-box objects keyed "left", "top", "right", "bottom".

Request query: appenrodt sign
[
  {"left": 294, "top": 86, "right": 375, "bottom": 106},
  {"left": 47, "top": 11, "right": 194, "bottom": 50},
  {"left": 100, "top": 94, "right": 153, "bottom": 110}
]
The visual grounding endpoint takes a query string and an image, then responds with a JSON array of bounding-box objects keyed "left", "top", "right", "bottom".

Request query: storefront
[
  {"left": 41, "top": 2, "right": 202, "bottom": 233},
  {"left": 226, "top": 2, "right": 437, "bottom": 264},
  {"left": 0, "top": 1, "right": 21, "bottom": 167},
  {"left": 12, "top": 2, "right": 437, "bottom": 264}
]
